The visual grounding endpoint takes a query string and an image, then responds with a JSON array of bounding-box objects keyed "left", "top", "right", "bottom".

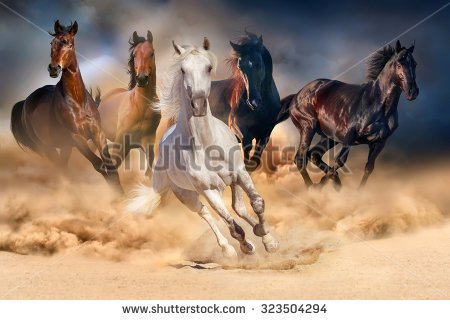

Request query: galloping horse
[
  {"left": 154, "top": 31, "right": 280, "bottom": 172},
  {"left": 98, "top": 31, "right": 159, "bottom": 177},
  {"left": 127, "top": 39, "right": 278, "bottom": 257},
  {"left": 278, "top": 40, "right": 419, "bottom": 188},
  {"left": 10, "top": 20, "right": 122, "bottom": 191}
]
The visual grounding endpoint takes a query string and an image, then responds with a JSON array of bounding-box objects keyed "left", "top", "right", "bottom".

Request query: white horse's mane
[{"left": 154, "top": 44, "right": 217, "bottom": 121}]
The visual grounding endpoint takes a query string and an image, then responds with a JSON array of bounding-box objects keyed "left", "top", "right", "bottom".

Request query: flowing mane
[
  {"left": 127, "top": 35, "right": 147, "bottom": 90},
  {"left": 226, "top": 52, "right": 245, "bottom": 109},
  {"left": 155, "top": 45, "right": 217, "bottom": 120},
  {"left": 366, "top": 44, "right": 396, "bottom": 81}
]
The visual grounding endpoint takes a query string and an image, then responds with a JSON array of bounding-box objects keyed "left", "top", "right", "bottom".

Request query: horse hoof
[
  {"left": 222, "top": 244, "right": 238, "bottom": 259},
  {"left": 253, "top": 223, "right": 268, "bottom": 237},
  {"left": 262, "top": 234, "right": 279, "bottom": 253},
  {"left": 309, "top": 183, "right": 322, "bottom": 190},
  {"left": 333, "top": 183, "right": 342, "bottom": 191},
  {"left": 240, "top": 240, "right": 256, "bottom": 255}
]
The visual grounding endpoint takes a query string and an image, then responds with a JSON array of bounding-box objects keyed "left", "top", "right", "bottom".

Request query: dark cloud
[{"left": 0, "top": 0, "right": 449, "bottom": 158}]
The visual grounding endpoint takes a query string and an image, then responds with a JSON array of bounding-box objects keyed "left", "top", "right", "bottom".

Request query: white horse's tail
[{"left": 125, "top": 184, "right": 162, "bottom": 215}]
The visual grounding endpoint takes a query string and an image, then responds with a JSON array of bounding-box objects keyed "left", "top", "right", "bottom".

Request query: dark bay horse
[
  {"left": 279, "top": 40, "right": 419, "bottom": 188},
  {"left": 153, "top": 31, "right": 281, "bottom": 172},
  {"left": 98, "top": 31, "right": 159, "bottom": 177},
  {"left": 209, "top": 31, "right": 281, "bottom": 171},
  {"left": 10, "top": 20, "right": 122, "bottom": 192}
]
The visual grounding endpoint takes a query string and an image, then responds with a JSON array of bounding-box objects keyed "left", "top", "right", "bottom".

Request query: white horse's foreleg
[
  {"left": 170, "top": 185, "right": 237, "bottom": 258},
  {"left": 237, "top": 170, "right": 279, "bottom": 253},
  {"left": 203, "top": 189, "right": 255, "bottom": 255},
  {"left": 231, "top": 184, "right": 258, "bottom": 227},
  {"left": 199, "top": 206, "right": 238, "bottom": 258}
]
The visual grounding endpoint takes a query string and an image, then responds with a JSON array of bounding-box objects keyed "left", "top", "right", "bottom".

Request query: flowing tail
[
  {"left": 125, "top": 184, "right": 162, "bottom": 215},
  {"left": 275, "top": 94, "right": 295, "bottom": 125},
  {"left": 10, "top": 100, "right": 39, "bottom": 152}
]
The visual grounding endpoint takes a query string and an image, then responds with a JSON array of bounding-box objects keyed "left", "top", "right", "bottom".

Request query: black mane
[{"left": 366, "top": 44, "right": 397, "bottom": 80}]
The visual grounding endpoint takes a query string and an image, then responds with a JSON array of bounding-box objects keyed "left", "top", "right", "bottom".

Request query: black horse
[
  {"left": 278, "top": 40, "right": 419, "bottom": 188},
  {"left": 209, "top": 31, "right": 281, "bottom": 171}
]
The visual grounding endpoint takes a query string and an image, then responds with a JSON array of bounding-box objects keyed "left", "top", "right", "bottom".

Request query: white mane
[{"left": 154, "top": 44, "right": 217, "bottom": 121}]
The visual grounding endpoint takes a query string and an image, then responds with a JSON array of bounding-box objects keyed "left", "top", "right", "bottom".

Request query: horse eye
[
  {"left": 207, "top": 66, "right": 212, "bottom": 73},
  {"left": 150, "top": 53, "right": 154, "bottom": 58},
  {"left": 181, "top": 68, "right": 185, "bottom": 74}
]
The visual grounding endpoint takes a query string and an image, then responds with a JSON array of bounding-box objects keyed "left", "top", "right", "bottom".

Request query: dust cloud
[{"left": 0, "top": 123, "right": 448, "bottom": 270}]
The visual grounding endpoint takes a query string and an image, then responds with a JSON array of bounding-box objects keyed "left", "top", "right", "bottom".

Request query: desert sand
[{"left": 0, "top": 121, "right": 449, "bottom": 299}]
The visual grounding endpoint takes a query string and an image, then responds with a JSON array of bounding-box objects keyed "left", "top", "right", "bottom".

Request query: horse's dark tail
[
  {"left": 11, "top": 100, "right": 39, "bottom": 152},
  {"left": 275, "top": 94, "right": 295, "bottom": 124},
  {"left": 89, "top": 87, "right": 101, "bottom": 107}
]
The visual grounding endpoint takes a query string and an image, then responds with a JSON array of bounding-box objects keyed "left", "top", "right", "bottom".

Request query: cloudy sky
[{"left": 0, "top": 0, "right": 449, "bottom": 159}]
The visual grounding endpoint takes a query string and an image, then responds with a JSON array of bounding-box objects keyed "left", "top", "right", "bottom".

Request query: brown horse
[
  {"left": 10, "top": 20, "right": 122, "bottom": 192},
  {"left": 98, "top": 31, "right": 159, "bottom": 177}
]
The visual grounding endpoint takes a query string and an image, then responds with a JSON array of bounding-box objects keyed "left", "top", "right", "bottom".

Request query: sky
[{"left": 0, "top": 0, "right": 449, "bottom": 160}]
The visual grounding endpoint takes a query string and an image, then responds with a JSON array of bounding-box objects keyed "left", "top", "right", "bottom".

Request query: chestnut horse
[
  {"left": 98, "top": 31, "right": 159, "bottom": 177},
  {"left": 10, "top": 20, "right": 122, "bottom": 192}
]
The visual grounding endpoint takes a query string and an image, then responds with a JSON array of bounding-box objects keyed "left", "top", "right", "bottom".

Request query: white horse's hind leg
[
  {"left": 170, "top": 185, "right": 237, "bottom": 258},
  {"left": 237, "top": 170, "right": 279, "bottom": 253},
  {"left": 203, "top": 189, "right": 255, "bottom": 255}
]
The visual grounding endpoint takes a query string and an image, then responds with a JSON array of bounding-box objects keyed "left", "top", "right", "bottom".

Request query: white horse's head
[{"left": 172, "top": 38, "right": 216, "bottom": 117}]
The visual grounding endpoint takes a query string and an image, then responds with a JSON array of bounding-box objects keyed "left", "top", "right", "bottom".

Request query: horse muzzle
[
  {"left": 136, "top": 74, "right": 149, "bottom": 87},
  {"left": 48, "top": 64, "right": 61, "bottom": 78},
  {"left": 190, "top": 98, "right": 208, "bottom": 117},
  {"left": 246, "top": 97, "right": 262, "bottom": 110},
  {"left": 406, "top": 86, "right": 419, "bottom": 101}
]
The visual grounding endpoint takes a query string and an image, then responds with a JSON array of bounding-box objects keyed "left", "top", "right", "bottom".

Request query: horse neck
[
  {"left": 250, "top": 47, "right": 279, "bottom": 108},
  {"left": 132, "top": 71, "right": 157, "bottom": 107},
  {"left": 61, "top": 54, "right": 86, "bottom": 105},
  {"left": 374, "top": 61, "right": 402, "bottom": 116},
  {"left": 261, "top": 74, "right": 279, "bottom": 106}
]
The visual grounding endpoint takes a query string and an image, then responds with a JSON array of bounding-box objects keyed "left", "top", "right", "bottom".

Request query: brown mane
[{"left": 226, "top": 55, "right": 246, "bottom": 110}]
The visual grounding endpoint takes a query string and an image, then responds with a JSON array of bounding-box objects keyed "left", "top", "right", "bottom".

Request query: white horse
[{"left": 126, "top": 38, "right": 278, "bottom": 258}]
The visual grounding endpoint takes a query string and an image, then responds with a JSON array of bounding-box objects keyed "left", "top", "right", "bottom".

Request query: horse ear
[
  {"left": 69, "top": 21, "right": 78, "bottom": 36},
  {"left": 408, "top": 41, "right": 415, "bottom": 53},
  {"left": 203, "top": 37, "right": 210, "bottom": 50},
  {"left": 54, "top": 20, "right": 63, "bottom": 35},
  {"left": 229, "top": 41, "right": 241, "bottom": 53},
  {"left": 395, "top": 40, "right": 402, "bottom": 53},
  {"left": 133, "top": 31, "right": 139, "bottom": 44},
  {"left": 147, "top": 30, "right": 153, "bottom": 42},
  {"left": 257, "top": 35, "right": 263, "bottom": 50},
  {"left": 244, "top": 28, "right": 257, "bottom": 38},
  {"left": 172, "top": 40, "right": 185, "bottom": 55}
]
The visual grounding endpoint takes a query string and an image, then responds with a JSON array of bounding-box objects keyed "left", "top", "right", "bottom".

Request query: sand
[
  {"left": 1, "top": 223, "right": 449, "bottom": 300},
  {"left": 0, "top": 121, "right": 449, "bottom": 299}
]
